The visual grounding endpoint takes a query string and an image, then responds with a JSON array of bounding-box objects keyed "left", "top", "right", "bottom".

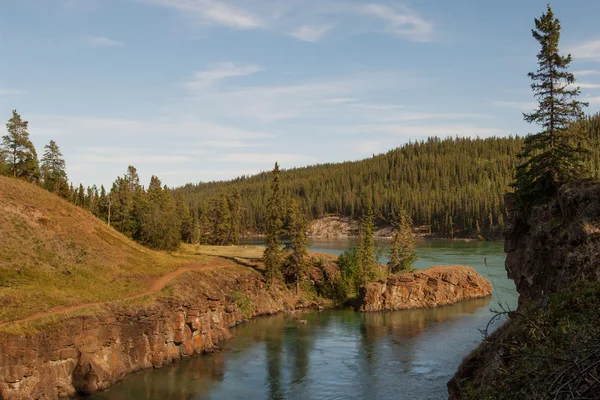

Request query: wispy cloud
[
  {"left": 377, "top": 112, "right": 491, "bottom": 122},
  {"left": 142, "top": 0, "right": 264, "bottom": 29},
  {"left": 322, "top": 97, "right": 358, "bottom": 104},
  {"left": 180, "top": 70, "right": 417, "bottom": 123},
  {"left": 570, "top": 39, "right": 600, "bottom": 61},
  {"left": 138, "top": 0, "right": 435, "bottom": 42},
  {"left": 291, "top": 24, "right": 334, "bottom": 42},
  {"left": 346, "top": 124, "right": 507, "bottom": 138},
  {"left": 493, "top": 100, "right": 537, "bottom": 111},
  {"left": 577, "top": 83, "right": 600, "bottom": 89},
  {"left": 575, "top": 70, "right": 600, "bottom": 76},
  {"left": 361, "top": 3, "right": 433, "bottom": 42},
  {"left": 218, "top": 153, "right": 315, "bottom": 164},
  {"left": 185, "top": 62, "right": 263, "bottom": 89},
  {"left": 81, "top": 35, "right": 123, "bottom": 47},
  {"left": 0, "top": 89, "right": 25, "bottom": 96}
]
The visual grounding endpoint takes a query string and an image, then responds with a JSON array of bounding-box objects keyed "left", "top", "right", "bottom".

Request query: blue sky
[{"left": 2, "top": 0, "right": 600, "bottom": 188}]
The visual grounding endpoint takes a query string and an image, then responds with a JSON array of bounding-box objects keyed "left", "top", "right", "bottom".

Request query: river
[{"left": 88, "top": 239, "right": 516, "bottom": 400}]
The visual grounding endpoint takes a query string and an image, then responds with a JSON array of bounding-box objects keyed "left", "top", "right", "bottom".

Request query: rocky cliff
[
  {"left": 357, "top": 266, "right": 492, "bottom": 312},
  {"left": 504, "top": 182, "right": 600, "bottom": 308},
  {"left": 0, "top": 265, "right": 323, "bottom": 400},
  {"left": 449, "top": 182, "right": 600, "bottom": 398}
]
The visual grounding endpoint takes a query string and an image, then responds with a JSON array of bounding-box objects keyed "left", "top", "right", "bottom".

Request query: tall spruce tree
[
  {"left": 264, "top": 162, "right": 283, "bottom": 285},
  {"left": 286, "top": 199, "right": 309, "bottom": 294},
  {"left": 208, "top": 191, "right": 232, "bottom": 245},
  {"left": 228, "top": 188, "right": 242, "bottom": 245},
  {"left": 388, "top": 208, "right": 418, "bottom": 273},
  {"left": 2, "top": 110, "right": 39, "bottom": 183},
  {"left": 40, "top": 140, "right": 69, "bottom": 198},
  {"left": 357, "top": 205, "right": 377, "bottom": 285},
  {"left": 513, "top": 4, "right": 589, "bottom": 205}
]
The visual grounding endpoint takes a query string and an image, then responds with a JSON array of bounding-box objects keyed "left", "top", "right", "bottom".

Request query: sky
[{"left": 2, "top": 0, "right": 600, "bottom": 188}]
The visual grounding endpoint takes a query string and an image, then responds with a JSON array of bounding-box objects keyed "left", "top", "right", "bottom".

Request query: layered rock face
[
  {"left": 448, "top": 182, "right": 600, "bottom": 398},
  {"left": 0, "top": 268, "right": 314, "bottom": 400},
  {"left": 505, "top": 182, "right": 600, "bottom": 308},
  {"left": 357, "top": 266, "right": 493, "bottom": 312}
]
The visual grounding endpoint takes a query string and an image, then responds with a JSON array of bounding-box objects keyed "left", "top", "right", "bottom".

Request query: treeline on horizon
[
  {"left": 3, "top": 110, "right": 600, "bottom": 246},
  {"left": 179, "top": 113, "right": 600, "bottom": 239}
]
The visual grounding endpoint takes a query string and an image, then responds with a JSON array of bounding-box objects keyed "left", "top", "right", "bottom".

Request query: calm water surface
[{"left": 89, "top": 239, "right": 516, "bottom": 400}]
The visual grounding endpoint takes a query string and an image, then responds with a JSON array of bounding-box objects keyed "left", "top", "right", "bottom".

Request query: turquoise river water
[{"left": 88, "top": 239, "right": 516, "bottom": 400}]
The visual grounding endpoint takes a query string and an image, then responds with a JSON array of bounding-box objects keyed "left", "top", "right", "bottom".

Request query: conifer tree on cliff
[
  {"left": 264, "top": 162, "right": 283, "bottom": 285},
  {"left": 513, "top": 4, "right": 589, "bottom": 205}
]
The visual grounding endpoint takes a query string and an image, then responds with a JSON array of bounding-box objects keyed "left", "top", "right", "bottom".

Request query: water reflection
[
  {"left": 89, "top": 240, "right": 512, "bottom": 400},
  {"left": 90, "top": 298, "right": 492, "bottom": 400}
]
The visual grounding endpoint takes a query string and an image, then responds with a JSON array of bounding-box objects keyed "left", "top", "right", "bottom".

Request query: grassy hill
[{"left": 0, "top": 176, "right": 193, "bottom": 323}]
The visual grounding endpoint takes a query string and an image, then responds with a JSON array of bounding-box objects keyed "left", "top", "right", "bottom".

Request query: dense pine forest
[
  {"left": 3, "top": 111, "right": 600, "bottom": 245},
  {"left": 178, "top": 136, "right": 523, "bottom": 239}
]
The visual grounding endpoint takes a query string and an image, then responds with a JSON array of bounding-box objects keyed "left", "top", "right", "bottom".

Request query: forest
[{"left": 3, "top": 111, "right": 600, "bottom": 245}]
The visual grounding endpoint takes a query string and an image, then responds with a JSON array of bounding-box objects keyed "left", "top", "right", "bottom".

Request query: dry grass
[
  {"left": 185, "top": 243, "right": 265, "bottom": 259},
  {"left": 0, "top": 177, "right": 205, "bottom": 323}
]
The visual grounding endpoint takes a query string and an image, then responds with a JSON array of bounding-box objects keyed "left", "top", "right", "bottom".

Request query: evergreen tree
[
  {"left": 228, "top": 188, "right": 242, "bottom": 245},
  {"left": 208, "top": 191, "right": 232, "bottom": 245},
  {"left": 513, "top": 5, "right": 589, "bottom": 205},
  {"left": 77, "top": 183, "right": 85, "bottom": 207},
  {"left": 40, "top": 140, "right": 69, "bottom": 198},
  {"left": 286, "top": 199, "right": 309, "bottom": 294},
  {"left": 175, "top": 192, "right": 194, "bottom": 243},
  {"left": 357, "top": 204, "right": 376, "bottom": 285},
  {"left": 388, "top": 209, "right": 418, "bottom": 273},
  {"left": 140, "top": 176, "right": 181, "bottom": 250},
  {"left": 1, "top": 110, "right": 39, "bottom": 183},
  {"left": 264, "top": 162, "right": 283, "bottom": 285}
]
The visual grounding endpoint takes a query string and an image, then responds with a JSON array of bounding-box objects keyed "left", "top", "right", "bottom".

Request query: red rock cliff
[
  {"left": 357, "top": 266, "right": 493, "bottom": 312},
  {"left": 0, "top": 267, "right": 319, "bottom": 399}
]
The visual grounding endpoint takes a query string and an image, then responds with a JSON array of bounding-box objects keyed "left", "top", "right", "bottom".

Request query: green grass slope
[{"left": 0, "top": 176, "right": 189, "bottom": 323}]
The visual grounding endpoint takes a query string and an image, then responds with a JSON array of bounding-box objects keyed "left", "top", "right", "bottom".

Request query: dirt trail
[{"left": 0, "top": 257, "right": 234, "bottom": 329}]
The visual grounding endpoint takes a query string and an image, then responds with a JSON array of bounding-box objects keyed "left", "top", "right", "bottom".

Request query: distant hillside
[
  {"left": 179, "top": 136, "right": 524, "bottom": 239},
  {"left": 0, "top": 176, "right": 183, "bottom": 323}
]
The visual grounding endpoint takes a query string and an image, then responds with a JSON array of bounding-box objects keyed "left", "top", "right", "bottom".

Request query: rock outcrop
[
  {"left": 448, "top": 182, "right": 600, "bottom": 398},
  {"left": 357, "top": 266, "right": 493, "bottom": 312},
  {"left": 505, "top": 182, "right": 600, "bottom": 308},
  {"left": 0, "top": 267, "right": 322, "bottom": 400}
]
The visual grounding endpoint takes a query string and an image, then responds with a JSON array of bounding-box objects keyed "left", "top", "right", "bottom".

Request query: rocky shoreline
[
  {"left": 357, "top": 266, "right": 493, "bottom": 312},
  {"left": 0, "top": 266, "right": 322, "bottom": 399},
  {"left": 0, "top": 259, "right": 494, "bottom": 399}
]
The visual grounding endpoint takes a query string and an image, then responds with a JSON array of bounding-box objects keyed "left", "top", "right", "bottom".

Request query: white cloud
[
  {"left": 291, "top": 24, "right": 334, "bottom": 42},
  {"left": 185, "top": 62, "right": 263, "bottom": 89},
  {"left": 570, "top": 39, "right": 600, "bottom": 61},
  {"left": 180, "top": 70, "right": 418, "bottom": 123},
  {"left": 219, "top": 153, "right": 315, "bottom": 164},
  {"left": 361, "top": 3, "right": 433, "bottom": 41},
  {"left": 584, "top": 96, "right": 600, "bottom": 105},
  {"left": 493, "top": 100, "right": 537, "bottom": 111},
  {"left": 378, "top": 112, "right": 491, "bottom": 122},
  {"left": 30, "top": 114, "right": 269, "bottom": 142},
  {"left": 346, "top": 140, "right": 385, "bottom": 155},
  {"left": 352, "top": 103, "right": 404, "bottom": 110},
  {"left": 322, "top": 97, "right": 358, "bottom": 104},
  {"left": 575, "top": 70, "right": 600, "bottom": 76},
  {"left": 138, "top": 0, "right": 434, "bottom": 42},
  {"left": 142, "top": 0, "right": 264, "bottom": 29},
  {"left": 576, "top": 83, "right": 600, "bottom": 89},
  {"left": 81, "top": 36, "right": 123, "bottom": 47},
  {"left": 0, "top": 89, "right": 25, "bottom": 96},
  {"left": 347, "top": 124, "right": 507, "bottom": 138}
]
